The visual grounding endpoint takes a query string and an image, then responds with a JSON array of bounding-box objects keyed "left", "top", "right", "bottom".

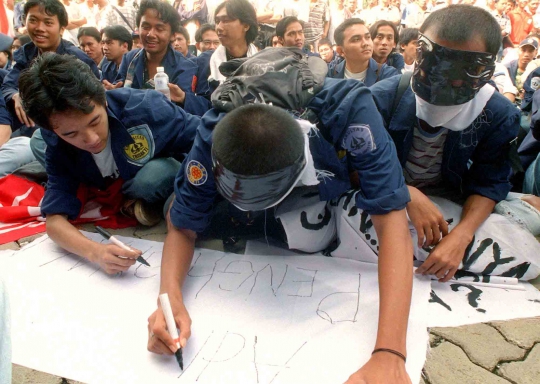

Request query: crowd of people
[{"left": 1, "top": 0, "right": 540, "bottom": 383}]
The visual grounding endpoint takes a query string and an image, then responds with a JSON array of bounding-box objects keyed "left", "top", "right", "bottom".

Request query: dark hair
[
  {"left": 276, "top": 16, "right": 303, "bottom": 39},
  {"left": 176, "top": 25, "right": 190, "bottom": 43},
  {"left": 369, "top": 20, "right": 399, "bottom": 45},
  {"left": 334, "top": 18, "right": 365, "bottom": 46},
  {"left": 24, "top": 0, "right": 68, "bottom": 28},
  {"left": 195, "top": 23, "right": 215, "bottom": 43},
  {"left": 213, "top": 104, "right": 304, "bottom": 175},
  {"left": 420, "top": 4, "right": 501, "bottom": 55},
  {"left": 215, "top": 0, "right": 258, "bottom": 44},
  {"left": 19, "top": 53, "right": 106, "bottom": 131},
  {"left": 137, "top": 0, "right": 181, "bottom": 34},
  {"left": 318, "top": 38, "right": 332, "bottom": 49},
  {"left": 102, "top": 25, "right": 133, "bottom": 50},
  {"left": 78, "top": 27, "right": 102, "bottom": 43},
  {"left": 399, "top": 27, "right": 419, "bottom": 47}
]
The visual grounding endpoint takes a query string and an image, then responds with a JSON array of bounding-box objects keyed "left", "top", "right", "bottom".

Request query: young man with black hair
[
  {"left": 370, "top": 4, "right": 540, "bottom": 282},
  {"left": 329, "top": 18, "right": 398, "bottom": 86},
  {"left": 1, "top": 0, "right": 99, "bottom": 175},
  {"left": 398, "top": 27, "right": 418, "bottom": 73},
  {"left": 171, "top": 25, "right": 191, "bottom": 58},
  {"left": 18, "top": 53, "right": 201, "bottom": 265},
  {"left": 78, "top": 26, "right": 104, "bottom": 67},
  {"left": 108, "top": 0, "right": 211, "bottom": 116},
  {"left": 318, "top": 37, "right": 343, "bottom": 71},
  {"left": 194, "top": 23, "right": 220, "bottom": 53},
  {"left": 370, "top": 20, "right": 404, "bottom": 73},
  {"left": 276, "top": 16, "right": 304, "bottom": 49},
  {"left": 148, "top": 66, "right": 416, "bottom": 383},
  {"left": 101, "top": 25, "right": 132, "bottom": 83}
]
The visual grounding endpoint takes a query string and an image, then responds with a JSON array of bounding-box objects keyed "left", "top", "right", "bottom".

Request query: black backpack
[{"left": 211, "top": 47, "right": 328, "bottom": 112}]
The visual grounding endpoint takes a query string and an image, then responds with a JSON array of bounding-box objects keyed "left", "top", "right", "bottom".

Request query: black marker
[
  {"left": 95, "top": 226, "right": 150, "bottom": 266},
  {"left": 445, "top": 218, "right": 454, "bottom": 225}
]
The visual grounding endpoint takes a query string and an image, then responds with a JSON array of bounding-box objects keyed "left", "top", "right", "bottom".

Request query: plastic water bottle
[{"left": 154, "top": 67, "right": 171, "bottom": 100}]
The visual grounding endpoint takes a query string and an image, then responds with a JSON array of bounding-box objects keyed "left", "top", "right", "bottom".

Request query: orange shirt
[{"left": 509, "top": 9, "right": 533, "bottom": 45}]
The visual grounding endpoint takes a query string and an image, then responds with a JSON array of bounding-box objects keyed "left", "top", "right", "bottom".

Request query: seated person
[
  {"left": 18, "top": 53, "right": 201, "bottom": 269},
  {"left": 318, "top": 38, "right": 343, "bottom": 71},
  {"left": 171, "top": 26, "right": 192, "bottom": 58},
  {"left": 78, "top": 27, "right": 105, "bottom": 68},
  {"left": 370, "top": 4, "right": 540, "bottom": 281},
  {"left": 110, "top": 0, "right": 211, "bottom": 116},
  {"left": 328, "top": 18, "right": 399, "bottom": 86},
  {"left": 275, "top": 16, "right": 319, "bottom": 57},
  {"left": 370, "top": 20, "right": 405, "bottom": 72},
  {"left": 101, "top": 25, "right": 132, "bottom": 84},
  {"left": 493, "top": 62, "right": 519, "bottom": 104},
  {"left": 0, "top": 33, "right": 13, "bottom": 70},
  {"left": 2, "top": 0, "right": 100, "bottom": 173},
  {"left": 209, "top": 0, "right": 259, "bottom": 84},
  {"left": 194, "top": 23, "right": 220, "bottom": 53},
  {"left": 505, "top": 38, "right": 538, "bottom": 103},
  {"left": 398, "top": 27, "right": 418, "bottom": 73},
  {"left": 148, "top": 68, "right": 416, "bottom": 382}
]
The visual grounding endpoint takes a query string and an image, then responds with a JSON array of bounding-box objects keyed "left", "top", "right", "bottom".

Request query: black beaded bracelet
[{"left": 372, "top": 348, "right": 407, "bottom": 362}]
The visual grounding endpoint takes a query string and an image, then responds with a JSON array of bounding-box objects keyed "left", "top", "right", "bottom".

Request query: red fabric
[
  {"left": 0, "top": 175, "right": 137, "bottom": 245},
  {"left": 0, "top": 3, "right": 8, "bottom": 35}
]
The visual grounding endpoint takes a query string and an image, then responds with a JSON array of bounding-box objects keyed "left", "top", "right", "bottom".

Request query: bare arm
[
  {"left": 147, "top": 219, "right": 197, "bottom": 355},
  {"left": 66, "top": 17, "right": 87, "bottom": 29},
  {"left": 0, "top": 124, "right": 11, "bottom": 147},
  {"left": 46, "top": 214, "right": 140, "bottom": 274},
  {"left": 346, "top": 209, "right": 413, "bottom": 384}
]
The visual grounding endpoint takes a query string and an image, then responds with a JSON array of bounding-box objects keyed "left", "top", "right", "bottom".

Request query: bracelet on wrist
[{"left": 372, "top": 348, "right": 407, "bottom": 362}]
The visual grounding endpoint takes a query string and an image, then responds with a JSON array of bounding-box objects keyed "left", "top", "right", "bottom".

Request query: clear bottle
[{"left": 154, "top": 67, "right": 171, "bottom": 100}]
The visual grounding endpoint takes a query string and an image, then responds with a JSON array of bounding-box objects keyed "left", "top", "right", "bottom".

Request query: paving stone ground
[{"left": 5, "top": 225, "right": 540, "bottom": 384}]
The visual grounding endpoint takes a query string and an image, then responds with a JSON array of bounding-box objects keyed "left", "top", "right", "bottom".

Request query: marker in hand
[
  {"left": 159, "top": 293, "right": 184, "bottom": 370},
  {"left": 95, "top": 226, "right": 150, "bottom": 266}
]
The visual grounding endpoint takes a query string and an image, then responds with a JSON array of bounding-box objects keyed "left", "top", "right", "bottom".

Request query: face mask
[
  {"left": 412, "top": 34, "right": 496, "bottom": 106},
  {"left": 212, "top": 140, "right": 308, "bottom": 212}
]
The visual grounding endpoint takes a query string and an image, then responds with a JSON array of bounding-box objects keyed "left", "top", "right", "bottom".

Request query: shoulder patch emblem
[
  {"left": 342, "top": 124, "right": 376, "bottom": 157},
  {"left": 123, "top": 124, "right": 155, "bottom": 165},
  {"left": 187, "top": 160, "right": 208, "bottom": 186}
]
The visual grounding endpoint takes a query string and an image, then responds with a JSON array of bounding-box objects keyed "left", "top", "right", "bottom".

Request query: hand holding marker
[
  {"left": 159, "top": 293, "right": 184, "bottom": 370},
  {"left": 95, "top": 226, "right": 150, "bottom": 266}
]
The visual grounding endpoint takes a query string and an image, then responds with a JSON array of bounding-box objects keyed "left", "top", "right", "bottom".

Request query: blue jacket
[
  {"left": 521, "top": 67, "right": 540, "bottom": 111},
  {"left": 188, "top": 49, "right": 214, "bottom": 99},
  {"left": 170, "top": 78, "right": 410, "bottom": 233},
  {"left": 40, "top": 88, "right": 201, "bottom": 219},
  {"left": 100, "top": 58, "right": 119, "bottom": 84},
  {"left": 505, "top": 60, "right": 519, "bottom": 87},
  {"left": 370, "top": 75, "right": 519, "bottom": 203},
  {"left": 0, "top": 69, "right": 10, "bottom": 126},
  {"left": 2, "top": 40, "right": 100, "bottom": 104},
  {"left": 386, "top": 52, "right": 405, "bottom": 72},
  {"left": 328, "top": 58, "right": 399, "bottom": 86},
  {"left": 115, "top": 47, "right": 211, "bottom": 116}
]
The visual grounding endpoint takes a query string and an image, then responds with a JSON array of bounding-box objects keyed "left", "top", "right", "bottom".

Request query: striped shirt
[
  {"left": 404, "top": 124, "right": 448, "bottom": 188},
  {"left": 304, "top": 1, "right": 330, "bottom": 43}
]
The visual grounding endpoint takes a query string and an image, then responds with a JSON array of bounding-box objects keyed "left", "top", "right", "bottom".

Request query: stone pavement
[{"left": 2, "top": 223, "right": 540, "bottom": 384}]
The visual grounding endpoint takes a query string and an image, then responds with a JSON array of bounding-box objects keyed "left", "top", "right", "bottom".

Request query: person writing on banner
[
  {"left": 370, "top": 4, "right": 540, "bottom": 282},
  {"left": 17, "top": 53, "right": 202, "bottom": 272},
  {"left": 148, "top": 49, "right": 415, "bottom": 383}
]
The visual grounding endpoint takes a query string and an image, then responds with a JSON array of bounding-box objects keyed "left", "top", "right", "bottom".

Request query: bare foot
[{"left": 522, "top": 195, "right": 540, "bottom": 212}]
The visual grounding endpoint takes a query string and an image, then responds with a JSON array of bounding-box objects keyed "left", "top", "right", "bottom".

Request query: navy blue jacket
[
  {"left": 521, "top": 67, "right": 540, "bottom": 111},
  {"left": 370, "top": 75, "right": 519, "bottom": 203},
  {"left": 100, "top": 58, "right": 119, "bottom": 84},
  {"left": 188, "top": 49, "right": 214, "bottom": 99},
  {"left": 170, "top": 78, "right": 410, "bottom": 233},
  {"left": 115, "top": 47, "right": 211, "bottom": 116},
  {"left": 0, "top": 69, "right": 10, "bottom": 126},
  {"left": 328, "top": 58, "right": 399, "bottom": 86},
  {"left": 505, "top": 60, "right": 519, "bottom": 87},
  {"left": 386, "top": 52, "right": 405, "bottom": 72},
  {"left": 41, "top": 88, "right": 201, "bottom": 219},
  {"left": 2, "top": 40, "right": 100, "bottom": 104}
]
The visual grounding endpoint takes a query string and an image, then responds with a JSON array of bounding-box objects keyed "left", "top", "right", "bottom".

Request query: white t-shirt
[
  {"left": 91, "top": 135, "right": 119, "bottom": 179},
  {"left": 344, "top": 67, "right": 367, "bottom": 81},
  {"left": 403, "top": 62, "right": 415, "bottom": 73}
]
